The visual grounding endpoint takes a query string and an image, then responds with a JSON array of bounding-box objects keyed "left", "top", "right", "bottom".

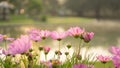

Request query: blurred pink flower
[
  {"left": 43, "top": 46, "right": 51, "bottom": 53},
  {"left": 50, "top": 31, "right": 67, "bottom": 41},
  {"left": 40, "top": 61, "right": 52, "bottom": 68},
  {"left": 67, "top": 27, "right": 84, "bottom": 38},
  {"left": 73, "top": 64, "right": 88, "bottom": 68},
  {"left": 0, "top": 34, "right": 3, "bottom": 42},
  {"left": 110, "top": 46, "right": 120, "bottom": 68},
  {"left": 110, "top": 46, "right": 120, "bottom": 55},
  {"left": 82, "top": 32, "right": 94, "bottom": 43},
  {"left": 97, "top": 55, "right": 111, "bottom": 63},
  {"left": 39, "top": 30, "right": 50, "bottom": 40},
  {"left": 0, "top": 34, "right": 14, "bottom": 42},
  {"left": 3, "top": 35, "right": 31, "bottom": 55},
  {"left": 28, "top": 29, "right": 41, "bottom": 42},
  {"left": 5, "top": 38, "right": 14, "bottom": 41},
  {"left": 112, "top": 55, "right": 120, "bottom": 68}
]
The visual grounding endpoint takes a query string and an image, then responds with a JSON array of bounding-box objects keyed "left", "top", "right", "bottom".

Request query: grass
[
  {"left": 0, "top": 15, "right": 34, "bottom": 25},
  {"left": 47, "top": 16, "right": 93, "bottom": 23},
  {"left": 0, "top": 15, "right": 93, "bottom": 25}
]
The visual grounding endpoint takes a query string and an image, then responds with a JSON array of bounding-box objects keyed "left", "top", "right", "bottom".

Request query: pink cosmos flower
[
  {"left": 97, "top": 55, "right": 111, "bottom": 63},
  {"left": 73, "top": 64, "right": 88, "bottom": 68},
  {"left": 5, "top": 38, "right": 14, "bottom": 41},
  {"left": 0, "top": 34, "right": 14, "bottom": 42},
  {"left": 39, "top": 30, "right": 50, "bottom": 40},
  {"left": 82, "top": 32, "right": 94, "bottom": 43},
  {"left": 110, "top": 46, "right": 120, "bottom": 68},
  {"left": 3, "top": 35, "right": 31, "bottom": 55},
  {"left": 110, "top": 46, "right": 120, "bottom": 55},
  {"left": 28, "top": 29, "right": 41, "bottom": 42},
  {"left": 67, "top": 27, "right": 84, "bottom": 38},
  {"left": 112, "top": 55, "right": 120, "bottom": 68},
  {"left": 43, "top": 46, "right": 51, "bottom": 53},
  {"left": 50, "top": 31, "right": 67, "bottom": 41}
]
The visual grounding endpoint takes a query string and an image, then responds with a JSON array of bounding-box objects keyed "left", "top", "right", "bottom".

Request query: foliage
[{"left": 65, "top": 0, "right": 120, "bottom": 18}]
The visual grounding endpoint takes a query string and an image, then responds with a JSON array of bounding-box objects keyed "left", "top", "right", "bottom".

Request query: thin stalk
[
  {"left": 45, "top": 54, "right": 47, "bottom": 61},
  {"left": 104, "top": 64, "right": 106, "bottom": 68},
  {"left": 77, "top": 39, "right": 82, "bottom": 56},
  {"left": 84, "top": 43, "right": 90, "bottom": 59},
  {"left": 58, "top": 41, "right": 61, "bottom": 60},
  {"left": 21, "top": 55, "right": 27, "bottom": 68},
  {"left": 39, "top": 51, "right": 41, "bottom": 64},
  {"left": 58, "top": 41, "right": 60, "bottom": 51},
  {"left": 35, "top": 42, "right": 40, "bottom": 65}
]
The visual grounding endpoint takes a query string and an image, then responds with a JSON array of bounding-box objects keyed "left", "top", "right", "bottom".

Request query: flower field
[{"left": 0, "top": 26, "right": 119, "bottom": 68}]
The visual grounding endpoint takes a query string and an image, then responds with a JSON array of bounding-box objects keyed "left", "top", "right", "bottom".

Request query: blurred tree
[
  {"left": 65, "top": 0, "right": 86, "bottom": 16},
  {"left": 41, "top": 0, "right": 59, "bottom": 15},
  {"left": 26, "top": 0, "right": 42, "bottom": 16},
  {"left": 65, "top": 0, "right": 120, "bottom": 19},
  {"left": 48, "top": 0, "right": 59, "bottom": 15},
  {"left": 0, "top": 0, "right": 14, "bottom": 20},
  {"left": 9, "top": 0, "right": 28, "bottom": 14},
  {"left": 9, "top": 0, "right": 42, "bottom": 20}
]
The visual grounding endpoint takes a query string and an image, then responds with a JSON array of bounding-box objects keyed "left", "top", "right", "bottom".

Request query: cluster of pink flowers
[
  {"left": 43, "top": 46, "right": 51, "bottom": 54},
  {"left": 0, "top": 26, "right": 119, "bottom": 68},
  {"left": 110, "top": 46, "right": 120, "bottom": 68},
  {"left": 0, "top": 26, "right": 95, "bottom": 68},
  {"left": 28, "top": 27, "right": 94, "bottom": 42}
]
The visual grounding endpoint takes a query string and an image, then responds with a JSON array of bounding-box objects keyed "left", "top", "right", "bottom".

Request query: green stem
[
  {"left": 84, "top": 43, "right": 90, "bottom": 59},
  {"left": 39, "top": 51, "right": 41, "bottom": 65},
  {"left": 77, "top": 39, "right": 82, "bottom": 55},
  {"left": 45, "top": 54, "right": 47, "bottom": 61},
  {"left": 58, "top": 41, "right": 60, "bottom": 51},
  {"left": 58, "top": 41, "right": 61, "bottom": 60},
  {"left": 104, "top": 64, "right": 106, "bottom": 68},
  {"left": 21, "top": 55, "right": 27, "bottom": 68}
]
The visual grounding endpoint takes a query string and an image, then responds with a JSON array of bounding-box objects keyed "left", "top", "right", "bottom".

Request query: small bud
[
  {"left": 39, "top": 47, "right": 43, "bottom": 51},
  {"left": 55, "top": 50, "right": 62, "bottom": 55},
  {"left": 44, "top": 52, "right": 48, "bottom": 55},
  {"left": 36, "top": 54, "right": 38, "bottom": 56},
  {"left": 76, "top": 55, "right": 82, "bottom": 60},
  {"left": 65, "top": 52, "right": 69, "bottom": 56},
  {"left": 29, "top": 49, "right": 33, "bottom": 52},
  {"left": 55, "top": 51, "right": 58, "bottom": 55},
  {"left": 67, "top": 44, "right": 71, "bottom": 49}
]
